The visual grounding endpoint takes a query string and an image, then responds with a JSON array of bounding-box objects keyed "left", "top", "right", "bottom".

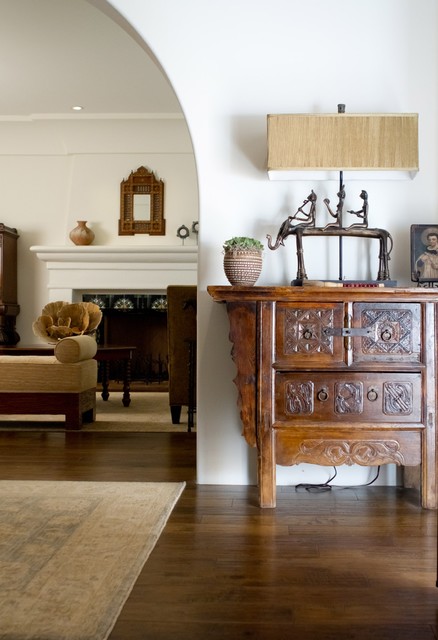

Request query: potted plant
[{"left": 223, "top": 236, "right": 264, "bottom": 286}]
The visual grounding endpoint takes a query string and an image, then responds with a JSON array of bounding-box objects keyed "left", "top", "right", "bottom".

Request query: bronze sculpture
[{"left": 267, "top": 189, "right": 393, "bottom": 283}]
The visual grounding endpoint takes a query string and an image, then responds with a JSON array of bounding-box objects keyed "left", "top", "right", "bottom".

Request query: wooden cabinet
[
  {"left": 208, "top": 286, "right": 438, "bottom": 509},
  {"left": 0, "top": 224, "right": 19, "bottom": 345}
]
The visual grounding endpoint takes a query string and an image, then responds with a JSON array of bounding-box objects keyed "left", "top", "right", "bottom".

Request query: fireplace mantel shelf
[
  {"left": 30, "top": 245, "right": 198, "bottom": 264},
  {"left": 30, "top": 245, "right": 198, "bottom": 301}
]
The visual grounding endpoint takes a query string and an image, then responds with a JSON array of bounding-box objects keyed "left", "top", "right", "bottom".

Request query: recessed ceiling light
[{"left": 72, "top": 105, "right": 84, "bottom": 111}]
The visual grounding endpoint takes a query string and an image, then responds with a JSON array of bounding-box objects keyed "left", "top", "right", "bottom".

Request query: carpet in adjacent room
[{"left": 0, "top": 392, "right": 195, "bottom": 432}]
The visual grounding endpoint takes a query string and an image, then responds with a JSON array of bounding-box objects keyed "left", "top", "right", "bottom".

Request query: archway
[{"left": 0, "top": 0, "right": 199, "bottom": 434}]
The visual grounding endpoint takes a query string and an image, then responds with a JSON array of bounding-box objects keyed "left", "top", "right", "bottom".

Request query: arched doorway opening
[{"left": 0, "top": 0, "right": 199, "bottom": 435}]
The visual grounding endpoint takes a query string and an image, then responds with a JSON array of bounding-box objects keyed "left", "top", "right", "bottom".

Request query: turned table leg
[{"left": 122, "top": 358, "right": 131, "bottom": 407}]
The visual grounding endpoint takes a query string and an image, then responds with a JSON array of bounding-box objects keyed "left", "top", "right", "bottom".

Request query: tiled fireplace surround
[{"left": 30, "top": 245, "right": 198, "bottom": 301}]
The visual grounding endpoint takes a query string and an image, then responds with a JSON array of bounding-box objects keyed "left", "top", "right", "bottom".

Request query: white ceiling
[{"left": 0, "top": 0, "right": 182, "bottom": 118}]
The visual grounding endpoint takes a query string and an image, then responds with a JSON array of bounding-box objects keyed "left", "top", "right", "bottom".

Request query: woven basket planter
[{"left": 223, "top": 249, "right": 263, "bottom": 286}]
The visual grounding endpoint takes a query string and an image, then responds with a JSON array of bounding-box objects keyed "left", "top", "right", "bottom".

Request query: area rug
[
  {"left": 0, "top": 480, "right": 185, "bottom": 640},
  {"left": 0, "top": 392, "right": 195, "bottom": 432}
]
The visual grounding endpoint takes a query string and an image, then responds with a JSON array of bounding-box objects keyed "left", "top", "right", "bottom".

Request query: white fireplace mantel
[{"left": 30, "top": 245, "right": 198, "bottom": 301}]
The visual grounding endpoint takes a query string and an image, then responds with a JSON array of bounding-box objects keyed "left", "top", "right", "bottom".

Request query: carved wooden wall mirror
[{"left": 119, "top": 166, "right": 165, "bottom": 235}]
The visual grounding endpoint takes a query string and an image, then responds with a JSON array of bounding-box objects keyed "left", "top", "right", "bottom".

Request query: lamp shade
[{"left": 267, "top": 113, "right": 419, "bottom": 180}]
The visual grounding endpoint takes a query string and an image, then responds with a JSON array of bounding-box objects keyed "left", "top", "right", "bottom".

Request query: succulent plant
[
  {"left": 32, "top": 300, "right": 102, "bottom": 342},
  {"left": 223, "top": 237, "right": 264, "bottom": 251}
]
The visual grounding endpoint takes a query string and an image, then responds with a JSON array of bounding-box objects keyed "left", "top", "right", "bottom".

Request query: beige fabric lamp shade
[{"left": 267, "top": 113, "right": 419, "bottom": 180}]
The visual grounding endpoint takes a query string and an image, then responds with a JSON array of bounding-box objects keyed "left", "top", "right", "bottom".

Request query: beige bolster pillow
[{"left": 54, "top": 335, "right": 97, "bottom": 363}]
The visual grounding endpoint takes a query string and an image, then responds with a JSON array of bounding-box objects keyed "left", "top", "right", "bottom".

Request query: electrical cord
[
  {"left": 295, "top": 467, "right": 338, "bottom": 493},
  {"left": 294, "top": 465, "right": 381, "bottom": 493}
]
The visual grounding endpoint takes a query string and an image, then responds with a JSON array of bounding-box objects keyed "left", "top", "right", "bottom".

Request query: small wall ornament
[
  {"left": 177, "top": 224, "right": 190, "bottom": 244},
  {"left": 119, "top": 166, "right": 165, "bottom": 236}
]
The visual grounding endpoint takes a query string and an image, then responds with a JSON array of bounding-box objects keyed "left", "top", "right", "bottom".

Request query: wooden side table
[
  {"left": 95, "top": 345, "right": 136, "bottom": 407},
  {"left": 208, "top": 285, "right": 438, "bottom": 509}
]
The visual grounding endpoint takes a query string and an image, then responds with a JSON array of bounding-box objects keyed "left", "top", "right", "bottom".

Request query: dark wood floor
[{"left": 0, "top": 430, "right": 437, "bottom": 639}]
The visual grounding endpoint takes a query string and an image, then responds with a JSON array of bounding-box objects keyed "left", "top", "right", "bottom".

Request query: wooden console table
[
  {"left": 0, "top": 344, "right": 136, "bottom": 407},
  {"left": 208, "top": 285, "right": 438, "bottom": 509}
]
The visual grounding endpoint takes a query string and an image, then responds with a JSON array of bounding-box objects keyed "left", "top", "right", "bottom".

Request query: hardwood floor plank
[{"left": 0, "top": 430, "right": 436, "bottom": 640}]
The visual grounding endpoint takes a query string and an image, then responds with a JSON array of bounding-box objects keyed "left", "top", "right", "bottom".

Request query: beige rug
[
  {"left": 0, "top": 392, "right": 195, "bottom": 432},
  {"left": 0, "top": 480, "right": 185, "bottom": 640}
]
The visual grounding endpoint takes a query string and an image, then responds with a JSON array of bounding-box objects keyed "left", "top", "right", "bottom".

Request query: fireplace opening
[{"left": 83, "top": 293, "right": 168, "bottom": 390}]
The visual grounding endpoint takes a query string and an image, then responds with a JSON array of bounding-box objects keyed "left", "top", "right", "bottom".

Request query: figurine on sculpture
[
  {"left": 323, "top": 187, "right": 345, "bottom": 229},
  {"left": 347, "top": 189, "right": 369, "bottom": 229},
  {"left": 291, "top": 190, "right": 317, "bottom": 227}
]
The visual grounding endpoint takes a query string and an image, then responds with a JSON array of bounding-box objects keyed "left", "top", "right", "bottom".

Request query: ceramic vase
[
  {"left": 223, "top": 249, "right": 263, "bottom": 286},
  {"left": 69, "top": 220, "right": 95, "bottom": 246}
]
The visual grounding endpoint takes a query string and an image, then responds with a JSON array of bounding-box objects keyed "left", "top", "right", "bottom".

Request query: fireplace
[
  {"left": 82, "top": 292, "right": 169, "bottom": 383},
  {"left": 30, "top": 245, "right": 198, "bottom": 386},
  {"left": 30, "top": 245, "right": 198, "bottom": 301}
]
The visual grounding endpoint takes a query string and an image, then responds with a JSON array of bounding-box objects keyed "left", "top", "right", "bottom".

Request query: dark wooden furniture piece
[
  {"left": 96, "top": 345, "right": 136, "bottom": 407},
  {"left": 99, "top": 307, "right": 167, "bottom": 385},
  {"left": 208, "top": 285, "right": 438, "bottom": 509},
  {"left": 0, "top": 344, "right": 136, "bottom": 407},
  {"left": 0, "top": 224, "right": 20, "bottom": 345},
  {"left": 0, "top": 388, "right": 96, "bottom": 430},
  {"left": 0, "top": 345, "right": 54, "bottom": 356},
  {"left": 167, "top": 286, "right": 197, "bottom": 432}
]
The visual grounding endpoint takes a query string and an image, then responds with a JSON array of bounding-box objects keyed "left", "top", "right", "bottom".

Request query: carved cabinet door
[
  {"left": 275, "top": 302, "right": 346, "bottom": 367},
  {"left": 351, "top": 302, "right": 422, "bottom": 364}
]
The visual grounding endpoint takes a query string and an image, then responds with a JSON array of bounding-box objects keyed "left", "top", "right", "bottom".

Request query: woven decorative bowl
[{"left": 223, "top": 249, "right": 263, "bottom": 286}]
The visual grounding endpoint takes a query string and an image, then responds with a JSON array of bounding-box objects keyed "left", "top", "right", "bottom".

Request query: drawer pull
[
  {"left": 380, "top": 327, "right": 393, "bottom": 341},
  {"left": 367, "top": 388, "right": 378, "bottom": 402},
  {"left": 302, "top": 329, "right": 313, "bottom": 340},
  {"left": 317, "top": 388, "right": 329, "bottom": 402}
]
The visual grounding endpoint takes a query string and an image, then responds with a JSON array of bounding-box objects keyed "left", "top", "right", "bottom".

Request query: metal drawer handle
[
  {"left": 302, "top": 329, "right": 313, "bottom": 340},
  {"left": 380, "top": 327, "right": 393, "bottom": 341},
  {"left": 367, "top": 388, "right": 378, "bottom": 402},
  {"left": 317, "top": 388, "right": 329, "bottom": 402}
]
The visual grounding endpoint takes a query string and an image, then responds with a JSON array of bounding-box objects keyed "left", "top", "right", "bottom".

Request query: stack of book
[{"left": 292, "top": 279, "right": 398, "bottom": 288}]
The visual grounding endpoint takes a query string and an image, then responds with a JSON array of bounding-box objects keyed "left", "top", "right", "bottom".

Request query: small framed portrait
[{"left": 411, "top": 224, "right": 438, "bottom": 283}]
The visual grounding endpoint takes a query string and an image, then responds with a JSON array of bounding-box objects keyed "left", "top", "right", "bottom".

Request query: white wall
[
  {"left": 0, "top": 117, "right": 198, "bottom": 343},
  {"left": 101, "top": 0, "right": 438, "bottom": 488}
]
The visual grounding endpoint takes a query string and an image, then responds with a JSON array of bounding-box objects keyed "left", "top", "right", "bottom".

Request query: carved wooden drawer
[
  {"left": 274, "top": 429, "right": 422, "bottom": 468},
  {"left": 274, "top": 372, "right": 422, "bottom": 424},
  {"left": 275, "top": 301, "right": 422, "bottom": 367}
]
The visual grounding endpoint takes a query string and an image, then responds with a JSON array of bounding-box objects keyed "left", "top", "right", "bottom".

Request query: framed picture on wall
[{"left": 411, "top": 224, "right": 438, "bottom": 283}]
